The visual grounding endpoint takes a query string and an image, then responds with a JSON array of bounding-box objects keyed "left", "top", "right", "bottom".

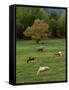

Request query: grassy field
[{"left": 16, "top": 39, "right": 66, "bottom": 84}]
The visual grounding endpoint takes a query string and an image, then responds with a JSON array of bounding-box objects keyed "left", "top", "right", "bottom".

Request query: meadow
[{"left": 16, "top": 39, "right": 66, "bottom": 83}]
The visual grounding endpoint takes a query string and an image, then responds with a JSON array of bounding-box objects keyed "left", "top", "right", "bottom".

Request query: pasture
[{"left": 16, "top": 39, "right": 66, "bottom": 83}]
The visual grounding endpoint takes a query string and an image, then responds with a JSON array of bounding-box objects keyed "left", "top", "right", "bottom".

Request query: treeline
[{"left": 16, "top": 7, "right": 66, "bottom": 39}]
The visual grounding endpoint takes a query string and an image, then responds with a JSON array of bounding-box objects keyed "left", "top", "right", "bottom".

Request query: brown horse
[
  {"left": 37, "top": 46, "right": 44, "bottom": 52},
  {"left": 27, "top": 56, "right": 36, "bottom": 63}
]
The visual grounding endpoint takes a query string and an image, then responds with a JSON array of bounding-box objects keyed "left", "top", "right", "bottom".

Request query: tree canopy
[
  {"left": 23, "top": 19, "right": 49, "bottom": 43},
  {"left": 16, "top": 7, "right": 66, "bottom": 39}
]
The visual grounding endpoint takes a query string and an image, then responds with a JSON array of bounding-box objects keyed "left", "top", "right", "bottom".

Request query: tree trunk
[{"left": 36, "top": 40, "right": 40, "bottom": 44}]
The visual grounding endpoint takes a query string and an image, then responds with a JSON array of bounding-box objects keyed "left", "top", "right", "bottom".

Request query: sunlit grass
[{"left": 16, "top": 39, "right": 66, "bottom": 83}]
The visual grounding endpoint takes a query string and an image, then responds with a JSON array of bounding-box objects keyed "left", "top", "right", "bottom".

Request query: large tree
[
  {"left": 23, "top": 19, "right": 49, "bottom": 44},
  {"left": 48, "top": 10, "right": 66, "bottom": 38},
  {"left": 48, "top": 13, "right": 59, "bottom": 38},
  {"left": 57, "top": 10, "right": 66, "bottom": 38},
  {"left": 16, "top": 7, "right": 48, "bottom": 39}
]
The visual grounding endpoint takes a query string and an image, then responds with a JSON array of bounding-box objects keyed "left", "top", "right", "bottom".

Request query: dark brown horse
[
  {"left": 27, "top": 56, "right": 36, "bottom": 63},
  {"left": 37, "top": 46, "right": 44, "bottom": 52}
]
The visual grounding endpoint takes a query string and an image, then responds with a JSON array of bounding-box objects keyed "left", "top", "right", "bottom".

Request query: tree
[
  {"left": 23, "top": 19, "right": 49, "bottom": 44},
  {"left": 48, "top": 13, "right": 59, "bottom": 38},
  {"left": 16, "top": 7, "right": 34, "bottom": 39},
  {"left": 16, "top": 7, "right": 49, "bottom": 39},
  {"left": 57, "top": 10, "right": 66, "bottom": 38}
]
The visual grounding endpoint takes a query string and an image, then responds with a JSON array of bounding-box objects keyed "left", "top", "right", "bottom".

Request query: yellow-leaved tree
[{"left": 23, "top": 19, "right": 49, "bottom": 44}]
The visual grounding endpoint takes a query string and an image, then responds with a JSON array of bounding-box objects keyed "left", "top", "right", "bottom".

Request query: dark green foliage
[
  {"left": 16, "top": 7, "right": 46, "bottom": 39},
  {"left": 48, "top": 10, "right": 66, "bottom": 38},
  {"left": 16, "top": 7, "right": 66, "bottom": 39},
  {"left": 57, "top": 10, "right": 66, "bottom": 38}
]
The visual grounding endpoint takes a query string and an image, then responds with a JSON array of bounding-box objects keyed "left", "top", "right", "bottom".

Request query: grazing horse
[
  {"left": 37, "top": 46, "right": 44, "bottom": 52},
  {"left": 37, "top": 66, "right": 49, "bottom": 75},
  {"left": 55, "top": 50, "right": 63, "bottom": 56},
  {"left": 27, "top": 56, "right": 36, "bottom": 63}
]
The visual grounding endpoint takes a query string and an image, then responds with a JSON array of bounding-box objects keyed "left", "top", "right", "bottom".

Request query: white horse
[
  {"left": 55, "top": 50, "right": 63, "bottom": 56},
  {"left": 37, "top": 66, "right": 49, "bottom": 75}
]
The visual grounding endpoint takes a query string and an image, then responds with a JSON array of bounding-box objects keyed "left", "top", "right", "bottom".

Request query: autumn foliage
[{"left": 23, "top": 19, "right": 49, "bottom": 43}]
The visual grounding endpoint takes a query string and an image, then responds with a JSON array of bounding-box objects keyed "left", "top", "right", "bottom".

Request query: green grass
[{"left": 16, "top": 39, "right": 66, "bottom": 83}]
